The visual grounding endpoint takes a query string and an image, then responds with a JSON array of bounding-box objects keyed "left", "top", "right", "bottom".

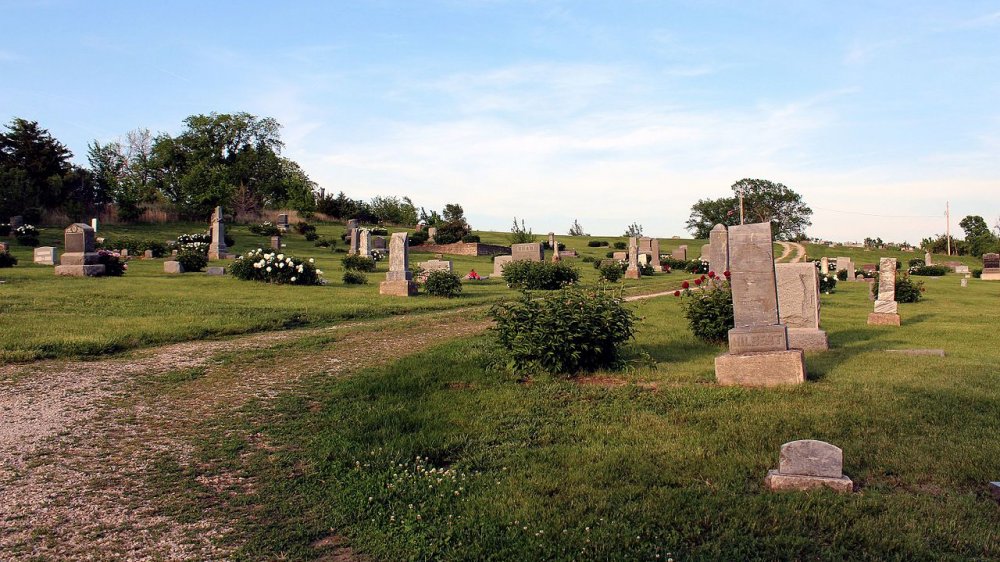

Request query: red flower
[
  {"left": 681, "top": 281, "right": 689, "bottom": 289},
  {"left": 673, "top": 290, "right": 680, "bottom": 297},
  {"left": 708, "top": 271, "right": 716, "bottom": 278},
  {"left": 723, "top": 270, "right": 731, "bottom": 277},
  {"left": 694, "top": 278, "right": 702, "bottom": 286}
]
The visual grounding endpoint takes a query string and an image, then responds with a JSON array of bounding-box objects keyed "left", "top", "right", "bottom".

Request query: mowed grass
[
  {"left": 0, "top": 222, "right": 702, "bottom": 363},
  {"left": 801, "top": 242, "right": 983, "bottom": 269},
  {"left": 166, "top": 272, "right": 999, "bottom": 560}
]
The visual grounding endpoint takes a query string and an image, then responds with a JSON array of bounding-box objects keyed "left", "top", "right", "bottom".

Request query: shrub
[
  {"left": 342, "top": 253, "right": 377, "bottom": 272},
  {"left": 613, "top": 241, "right": 626, "bottom": 250},
  {"left": 606, "top": 251, "right": 615, "bottom": 258},
  {"left": 230, "top": 249, "right": 323, "bottom": 285},
  {"left": 343, "top": 270, "right": 368, "bottom": 285},
  {"left": 295, "top": 221, "right": 317, "bottom": 235},
  {"left": 461, "top": 234, "right": 481, "bottom": 243},
  {"left": 638, "top": 262, "right": 655, "bottom": 276},
  {"left": 684, "top": 259, "right": 709, "bottom": 274},
  {"left": 177, "top": 232, "right": 211, "bottom": 245},
  {"left": 909, "top": 265, "right": 948, "bottom": 276},
  {"left": 424, "top": 270, "right": 463, "bottom": 298},
  {"left": 14, "top": 225, "right": 39, "bottom": 247},
  {"left": 819, "top": 274, "right": 837, "bottom": 294},
  {"left": 0, "top": 224, "right": 10, "bottom": 236},
  {"left": 581, "top": 255, "right": 595, "bottom": 263},
  {"left": 314, "top": 238, "right": 332, "bottom": 247},
  {"left": 587, "top": 240, "right": 608, "bottom": 247},
  {"left": 972, "top": 268, "right": 983, "bottom": 279},
  {"left": 97, "top": 250, "right": 127, "bottom": 276},
  {"left": 837, "top": 269, "right": 849, "bottom": 281},
  {"left": 872, "top": 274, "right": 924, "bottom": 303},
  {"left": 0, "top": 251, "right": 17, "bottom": 268},
  {"left": 304, "top": 231, "right": 319, "bottom": 241},
  {"left": 410, "top": 230, "right": 430, "bottom": 246},
  {"left": 660, "top": 257, "right": 688, "bottom": 270},
  {"left": 248, "top": 221, "right": 281, "bottom": 236},
  {"left": 599, "top": 262, "right": 625, "bottom": 282},
  {"left": 676, "top": 272, "right": 733, "bottom": 344},
  {"left": 103, "top": 236, "right": 167, "bottom": 257},
  {"left": 176, "top": 250, "right": 208, "bottom": 272},
  {"left": 370, "top": 227, "right": 388, "bottom": 236},
  {"left": 488, "top": 287, "right": 637, "bottom": 376},
  {"left": 501, "top": 260, "right": 579, "bottom": 290}
]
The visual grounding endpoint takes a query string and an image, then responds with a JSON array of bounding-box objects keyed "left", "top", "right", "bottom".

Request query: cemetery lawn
[
  {"left": 0, "top": 222, "right": 701, "bottom": 363},
  {"left": 156, "top": 273, "right": 999, "bottom": 560}
]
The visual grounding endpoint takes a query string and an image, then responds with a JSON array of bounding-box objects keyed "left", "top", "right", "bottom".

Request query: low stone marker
[
  {"left": 612, "top": 251, "right": 626, "bottom": 260},
  {"left": 417, "top": 258, "right": 452, "bottom": 281},
  {"left": 624, "top": 237, "right": 641, "bottom": 279},
  {"left": 776, "top": 263, "right": 828, "bottom": 351},
  {"left": 764, "top": 439, "right": 853, "bottom": 493},
  {"left": 271, "top": 235, "right": 282, "bottom": 250},
  {"left": 982, "top": 253, "right": 1000, "bottom": 281},
  {"left": 54, "top": 224, "right": 105, "bottom": 277},
  {"left": 33, "top": 246, "right": 58, "bottom": 265},
  {"left": 715, "top": 222, "right": 805, "bottom": 386},
  {"left": 143, "top": 249, "right": 154, "bottom": 259},
  {"left": 511, "top": 242, "right": 543, "bottom": 262},
  {"left": 493, "top": 255, "right": 514, "bottom": 277},
  {"left": 673, "top": 245, "right": 688, "bottom": 261},
  {"left": 868, "top": 257, "right": 900, "bottom": 326},
  {"left": 961, "top": 277, "right": 968, "bottom": 287},
  {"left": 372, "top": 236, "right": 386, "bottom": 250},
  {"left": 206, "top": 266, "right": 225, "bottom": 276},
  {"left": 380, "top": 232, "right": 417, "bottom": 296},
  {"left": 164, "top": 261, "right": 184, "bottom": 274},
  {"left": 954, "top": 265, "right": 969, "bottom": 274}
]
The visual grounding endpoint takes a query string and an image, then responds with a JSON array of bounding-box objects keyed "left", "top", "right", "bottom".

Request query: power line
[{"left": 812, "top": 206, "right": 943, "bottom": 219}]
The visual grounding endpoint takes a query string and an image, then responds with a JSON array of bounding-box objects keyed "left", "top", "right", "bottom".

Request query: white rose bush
[{"left": 230, "top": 248, "right": 324, "bottom": 285}]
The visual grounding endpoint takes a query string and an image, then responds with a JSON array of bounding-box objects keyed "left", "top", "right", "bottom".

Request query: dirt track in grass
[{"left": 0, "top": 308, "right": 490, "bottom": 561}]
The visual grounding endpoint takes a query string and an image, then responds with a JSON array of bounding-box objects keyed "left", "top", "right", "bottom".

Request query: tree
[
  {"left": 686, "top": 179, "right": 812, "bottom": 240},
  {"left": 443, "top": 203, "right": 465, "bottom": 224},
  {"left": 87, "top": 128, "right": 156, "bottom": 222},
  {"left": 369, "top": 195, "right": 418, "bottom": 225},
  {"left": 623, "top": 222, "right": 643, "bottom": 237},
  {"left": 568, "top": 219, "right": 587, "bottom": 236},
  {"left": 960, "top": 215, "right": 1000, "bottom": 257},
  {"left": 510, "top": 217, "right": 536, "bottom": 244},
  {"left": 0, "top": 118, "right": 78, "bottom": 218},
  {"left": 685, "top": 196, "right": 739, "bottom": 239},
  {"left": 434, "top": 203, "right": 471, "bottom": 244}
]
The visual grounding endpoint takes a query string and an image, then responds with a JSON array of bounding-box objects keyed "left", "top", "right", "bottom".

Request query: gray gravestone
[
  {"left": 380, "top": 232, "right": 417, "bottom": 296},
  {"left": 54, "top": 223, "right": 105, "bottom": 277},
  {"left": 358, "top": 229, "right": 372, "bottom": 257},
  {"left": 776, "top": 263, "right": 828, "bottom": 351},
  {"left": 765, "top": 439, "right": 853, "bottom": 493},
  {"left": 417, "top": 259, "right": 453, "bottom": 281},
  {"left": 511, "top": 242, "right": 543, "bottom": 262},
  {"left": 868, "top": 257, "right": 900, "bottom": 325},
  {"left": 427, "top": 226, "right": 438, "bottom": 244},
  {"left": 277, "top": 213, "right": 290, "bottom": 232},
  {"left": 206, "top": 266, "right": 226, "bottom": 276},
  {"left": 836, "top": 257, "right": 855, "bottom": 281},
  {"left": 348, "top": 227, "right": 359, "bottom": 255},
  {"left": 709, "top": 224, "right": 729, "bottom": 273},
  {"left": 143, "top": 249, "right": 154, "bottom": 259},
  {"left": 820, "top": 257, "right": 829, "bottom": 274},
  {"left": 208, "top": 206, "right": 228, "bottom": 260},
  {"left": 493, "top": 255, "right": 514, "bottom": 277},
  {"left": 924, "top": 251, "right": 933, "bottom": 266},
  {"left": 164, "top": 261, "right": 184, "bottom": 274},
  {"left": 625, "top": 236, "right": 640, "bottom": 279},
  {"left": 33, "top": 246, "right": 58, "bottom": 265},
  {"left": 673, "top": 245, "right": 688, "bottom": 261},
  {"left": 271, "top": 235, "right": 282, "bottom": 250},
  {"left": 346, "top": 218, "right": 359, "bottom": 231}
]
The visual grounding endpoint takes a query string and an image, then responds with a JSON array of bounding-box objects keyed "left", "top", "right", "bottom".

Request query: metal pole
[{"left": 739, "top": 191, "right": 745, "bottom": 225}]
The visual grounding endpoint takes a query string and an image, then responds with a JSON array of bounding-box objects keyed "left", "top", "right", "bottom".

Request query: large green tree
[
  {"left": 0, "top": 118, "right": 86, "bottom": 219},
  {"left": 959, "top": 215, "right": 999, "bottom": 257},
  {"left": 87, "top": 129, "right": 156, "bottom": 221},
  {"left": 686, "top": 179, "right": 811, "bottom": 240}
]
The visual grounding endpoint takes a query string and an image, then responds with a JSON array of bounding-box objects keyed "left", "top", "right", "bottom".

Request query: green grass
[
  {"left": 0, "top": 222, "right": 702, "bottom": 363},
  {"left": 161, "top": 273, "right": 999, "bottom": 560},
  {"left": 801, "top": 242, "right": 983, "bottom": 269}
]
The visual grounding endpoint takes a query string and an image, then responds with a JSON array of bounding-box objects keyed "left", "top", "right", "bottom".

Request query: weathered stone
[
  {"left": 984, "top": 253, "right": 1000, "bottom": 268},
  {"left": 372, "top": 236, "right": 386, "bottom": 250},
  {"left": 820, "top": 257, "right": 829, "bottom": 274},
  {"left": 708, "top": 224, "right": 729, "bottom": 274},
  {"left": 869, "top": 257, "right": 900, "bottom": 324},
  {"left": 776, "top": 263, "right": 827, "bottom": 351},
  {"left": 990, "top": 482, "right": 1000, "bottom": 503},
  {"left": 836, "top": 257, "right": 855, "bottom": 280},
  {"left": 493, "top": 255, "right": 514, "bottom": 277},
  {"left": 764, "top": 439, "right": 852, "bottom": 493},
  {"left": 208, "top": 206, "right": 228, "bottom": 260},
  {"left": 55, "top": 224, "right": 104, "bottom": 277},
  {"left": 638, "top": 237, "right": 660, "bottom": 262},
  {"left": 625, "top": 237, "right": 641, "bottom": 279},
  {"left": 954, "top": 265, "right": 969, "bottom": 274},
  {"left": 960, "top": 278, "right": 968, "bottom": 287},
  {"left": 700, "top": 243, "right": 711, "bottom": 261},
  {"left": 727, "top": 325, "right": 789, "bottom": 354},
  {"left": 65, "top": 223, "right": 95, "bottom": 253},
  {"left": 612, "top": 251, "right": 627, "bottom": 260},
  {"left": 417, "top": 259, "right": 452, "bottom": 281},
  {"left": 346, "top": 219, "right": 359, "bottom": 231},
  {"left": 673, "top": 245, "right": 688, "bottom": 261},
  {"left": 714, "top": 349, "right": 806, "bottom": 386},
  {"left": 764, "top": 471, "right": 853, "bottom": 493},
  {"left": 867, "top": 312, "right": 901, "bottom": 326},
  {"left": 55, "top": 264, "right": 105, "bottom": 277},
  {"left": 90, "top": 218, "right": 98, "bottom": 232},
  {"left": 164, "top": 260, "right": 184, "bottom": 274},
  {"left": 925, "top": 251, "right": 934, "bottom": 266},
  {"left": 381, "top": 232, "right": 417, "bottom": 296},
  {"left": 511, "top": 242, "right": 543, "bottom": 262},
  {"left": 358, "top": 229, "right": 372, "bottom": 256},
  {"left": 143, "top": 249, "right": 154, "bottom": 259},
  {"left": 270, "top": 235, "right": 282, "bottom": 249},
  {"left": 277, "top": 213, "right": 290, "bottom": 231},
  {"left": 427, "top": 226, "right": 438, "bottom": 243},
  {"left": 788, "top": 330, "right": 829, "bottom": 351},
  {"left": 729, "top": 223, "right": 781, "bottom": 332},
  {"left": 550, "top": 234, "right": 561, "bottom": 262},
  {"left": 547, "top": 232, "right": 556, "bottom": 250},
  {"left": 348, "top": 227, "right": 359, "bottom": 255},
  {"left": 206, "top": 266, "right": 225, "bottom": 276},
  {"left": 33, "top": 246, "right": 58, "bottom": 265}
]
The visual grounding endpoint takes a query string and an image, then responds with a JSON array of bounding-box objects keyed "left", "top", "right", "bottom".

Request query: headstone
[
  {"left": 511, "top": 242, "right": 543, "bottom": 262},
  {"left": 715, "top": 222, "right": 805, "bottom": 386},
  {"left": 548, "top": 232, "right": 556, "bottom": 249},
  {"left": 208, "top": 206, "right": 228, "bottom": 260},
  {"left": 143, "top": 249, "right": 154, "bottom": 259},
  {"left": 764, "top": 440, "right": 853, "bottom": 493},
  {"left": 271, "top": 235, "right": 282, "bottom": 250},
  {"left": 164, "top": 260, "right": 184, "bottom": 274},
  {"left": 624, "top": 237, "right": 641, "bottom": 279},
  {"left": 861, "top": 263, "right": 877, "bottom": 274},
  {"left": 33, "top": 246, "right": 58, "bottom": 265},
  {"left": 372, "top": 236, "right": 387, "bottom": 250},
  {"left": 820, "top": 257, "right": 829, "bottom": 274},
  {"left": 924, "top": 251, "right": 933, "bottom": 266},
  {"left": 836, "top": 257, "right": 855, "bottom": 281},
  {"left": 0, "top": 241, "right": 9, "bottom": 252},
  {"left": 493, "top": 255, "right": 514, "bottom": 277},
  {"left": 380, "top": 232, "right": 417, "bottom": 296},
  {"left": 708, "top": 224, "right": 729, "bottom": 274},
  {"left": 550, "top": 234, "right": 561, "bottom": 262},
  {"left": 868, "top": 257, "right": 901, "bottom": 326},
  {"left": 277, "top": 213, "right": 290, "bottom": 232},
  {"left": 346, "top": 219, "right": 359, "bottom": 231},
  {"left": 673, "top": 245, "right": 688, "bottom": 261},
  {"left": 427, "top": 226, "right": 438, "bottom": 244},
  {"left": 954, "top": 265, "right": 969, "bottom": 274},
  {"left": 700, "top": 243, "right": 711, "bottom": 261},
  {"left": 348, "top": 227, "right": 359, "bottom": 255},
  {"left": 9, "top": 216, "right": 23, "bottom": 228},
  {"left": 358, "top": 229, "right": 372, "bottom": 256},
  {"left": 206, "top": 266, "right": 226, "bottom": 276},
  {"left": 776, "top": 263, "right": 828, "bottom": 351},
  {"left": 982, "top": 253, "right": 1000, "bottom": 281},
  {"left": 612, "top": 251, "right": 627, "bottom": 260},
  {"left": 961, "top": 277, "right": 968, "bottom": 287},
  {"left": 90, "top": 218, "right": 98, "bottom": 232},
  {"left": 121, "top": 249, "right": 129, "bottom": 258},
  {"left": 417, "top": 258, "right": 453, "bottom": 281},
  {"left": 54, "top": 224, "right": 105, "bottom": 277}
]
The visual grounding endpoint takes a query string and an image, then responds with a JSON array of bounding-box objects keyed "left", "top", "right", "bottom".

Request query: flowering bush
[
  {"left": 176, "top": 250, "right": 208, "bottom": 272},
  {"left": 872, "top": 274, "right": 923, "bottom": 303},
  {"left": 14, "top": 225, "right": 39, "bottom": 246},
  {"left": 613, "top": 241, "right": 626, "bottom": 250},
  {"left": 675, "top": 271, "right": 733, "bottom": 344},
  {"left": 684, "top": 259, "right": 710, "bottom": 274},
  {"left": 248, "top": 221, "right": 281, "bottom": 236},
  {"left": 424, "top": 270, "right": 463, "bottom": 298},
  {"left": 0, "top": 251, "right": 17, "bottom": 268},
  {"left": 294, "top": 221, "right": 316, "bottom": 235},
  {"left": 342, "top": 254, "right": 377, "bottom": 272},
  {"left": 489, "top": 286, "right": 637, "bottom": 376},
  {"left": 501, "top": 261, "right": 579, "bottom": 290},
  {"left": 599, "top": 261, "right": 625, "bottom": 282},
  {"left": 176, "top": 233, "right": 211, "bottom": 245},
  {"left": 98, "top": 250, "right": 127, "bottom": 276},
  {"left": 819, "top": 274, "right": 837, "bottom": 294},
  {"left": 230, "top": 249, "right": 323, "bottom": 285},
  {"left": 343, "top": 270, "right": 368, "bottom": 284}
]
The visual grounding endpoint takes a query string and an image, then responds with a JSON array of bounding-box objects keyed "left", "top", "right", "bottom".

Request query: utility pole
[
  {"left": 946, "top": 201, "right": 951, "bottom": 256},
  {"left": 739, "top": 190, "right": 745, "bottom": 225}
]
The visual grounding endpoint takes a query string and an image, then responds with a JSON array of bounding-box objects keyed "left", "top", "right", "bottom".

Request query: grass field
[
  {"left": 0, "top": 221, "right": 703, "bottom": 363},
  {"left": 144, "top": 271, "right": 1000, "bottom": 560}
]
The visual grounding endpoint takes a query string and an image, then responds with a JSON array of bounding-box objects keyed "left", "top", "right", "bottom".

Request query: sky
[{"left": 2, "top": 0, "right": 998, "bottom": 243}]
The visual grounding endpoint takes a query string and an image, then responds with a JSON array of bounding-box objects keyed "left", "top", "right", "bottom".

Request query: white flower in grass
[
  {"left": 290, "top": 276, "right": 297, "bottom": 282},
  {"left": 266, "top": 266, "right": 272, "bottom": 272},
  {"left": 309, "top": 258, "right": 315, "bottom": 263}
]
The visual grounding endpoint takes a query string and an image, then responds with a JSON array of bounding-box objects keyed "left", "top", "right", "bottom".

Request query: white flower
[
  {"left": 254, "top": 262, "right": 262, "bottom": 269},
  {"left": 290, "top": 276, "right": 297, "bottom": 282},
  {"left": 277, "top": 254, "right": 284, "bottom": 260},
  {"left": 297, "top": 265, "right": 304, "bottom": 273},
  {"left": 266, "top": 266, "right": 272, "bottom": 272},
  {"left": 278, "top": 262, "right": 284, "bottom": 268},
  {"left": 316, "top": 269, "right": 324, "bottom": 275},
  {"left": 309, "top": 258, "right": 315, "bottom": 263}
]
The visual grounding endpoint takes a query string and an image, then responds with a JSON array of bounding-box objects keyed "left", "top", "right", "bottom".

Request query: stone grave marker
[
  {"left": 90, "top": 218, "right": 98, "bottom": 232},
  {"left": 715, "top": 222, "right": 805, "bottom": 386},
  {"left": 206, "top": 266, "right": 225, "bottom": 276},
  {"left": 347, "top": 227, "right": 359, "bottom": 255},
  {"left": 346, "top": 219, "right": 359, "bottom": 231},
  {"left": 764, "top": 440, "right": 853, "bottom": 493},
  {"left": 954, "top": 265, "right": 969, "bottom": 274},
  {"left": 776, "top": 263, "right": 828, "bottom": 351},
  {"left": 868, "top": 257, "right": 900, "bottom": 326},
  {"left": 982, "top": 253, "right": 1000, "bottom": 280},
  {"left": 33, "top": 246, "right": 58, "bottom": 265},
  {"left": 612, "top": 251, "right": 627, "bottom": 260},
  {"left": 208, "top": 206, "right": 228, "bottom": 260},
  {"left": 417, "top": 258, "right": 453, "bottom": 281},
  {"left": 709, "top": 224, "right": 729, "bottom": 274},
  {"left": 277, "top": 213, "right": 290, "bottom": 232},
  {"left": 673, "top": 245, "right": 688, "bottom": 261},
  {"left": 372, "top": 236, "right": 386, "bottom": 250},
  {"left": 358, "top": 229, "right": 372, "bottom": 256},
  {"left": 54, "top": 223, "right": 105, "bottom": 277},
  {"left": 625, "top": 237, "right": 641, "bottom": 279},
  {"left": 511, "top": 242, "right": 543, "bottom": 262},
  {"left": 493, "top": 255, "right": 514, "bottom": 277},
  {"left": 820, "top": 257, "right": 829, "bottom": 274},
  {"left": 380, "top": 232, "right": 417, "bottom": 296},
  {"left": 164, "top": 261, "right": 183, "bottom": 274},
  {"left": 836, "top": 257, "right": 855, "bottom": 281},
  {"left": 924, "top": 251, "right": 933, "bottom": 266},
  {"left": 271, "top": 235, "right": 282, "bottom": 250},
  {"left": 427, "top": 226, "right": 438, "bottom": 244},
  {"left": 143, "top": 249, "right": 154, "bottom": 259},
  {"left": 961, "top": 277, "right": 968, "bottom": 287}
]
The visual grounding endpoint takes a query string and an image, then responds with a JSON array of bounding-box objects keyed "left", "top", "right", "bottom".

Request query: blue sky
[{"left": 2, "top": 1, "right": 998, "bottom": 242}]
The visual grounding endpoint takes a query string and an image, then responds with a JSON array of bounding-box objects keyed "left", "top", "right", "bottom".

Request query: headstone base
[
  {"left": 714, "top": 349, "right": 806, "bottom": 387},
  {"left": 380, "top": 279, "right": 417, "bottom": 296},
  {"left": 980, "top": 269, "right": 1000, "bottom": 281},
  {"left": 728, "top": 325, "right": 789, "bottom": 354},
  {"left": 164, "top": 261, "right": 184, "bottom": 274},
  {"left": 624, "top": 268, "right": 640, "bottom": 279},
  {"left": 867, "top": 312, "right": 901, "bottom": 326},
  {"left": 764, "top": 470, "right": 853, "bottom": 493},
  {"left": 54, "top": 264, "right": 106, "bottom": 277},
  {"left": 788, "top": 328, "right": 829, "bottom": 351},
  {"left": 208, "top": 250, "right": 229, "bottom": 260}
]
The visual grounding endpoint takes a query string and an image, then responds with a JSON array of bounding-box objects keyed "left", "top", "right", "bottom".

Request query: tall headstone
[
  {"left": 764, "top": 440, "right": 853, "bottom": 493},
  {"left": 982, "top": 253, "right": 1000, "bottom": 281},
  {"left": 836, "top": 257, "right": 855, "bottom": 281},
  {"left": 493, "top": 255, "right": 514, "bottom": 277},
  {"left": 358, "top": 229, "right": 372, "bottom": 257},
  {"left": 673, "top": 245, "right": 688, "bottom": 261},
  {"left": 820, "top": 257, "right": 829, "bottom": 274},
  {"left": 924, "top": 251, "right": 933, "bottom": 266},
  {"left": 208, "top": 206, "right": 228, "bottom": 260},
  {"left": 551, "top": 235, "right": 561, "bottom": 262},
  {"left": 715, "top": 222, "right": 805, "bottom": 386},
  {"left": 776, "top": 263, "right": 828, "bottom": 351},
  {"left": 625, "top": 237, "right": 641, "bottom": 279},
  {"left": 380, "top": 232, "right": 417, "bottom": 296},
  {"left": 277, "top": 213, "right": 290, "bottom": 232},
  {"left": 348, "top": 227, "right": 359, "bottom": 255},
  {"left": 427, "top": 226, "right": 438, "bottom": 244},
  {"left": 868, "top": 257, "right": 901, "bottom": 325},
  {"left": 547, "top": 232, "right": 556, "bottom": 249},
  {"left": 90, "top": 218, "right": 98, "bottom": 232},
  {"left": 54, "top": 224, "right": 105, "bottom": 277},
  {"left": 34, "top": 246, "right": 58, "bottom": 265},
  {"left": 639, "top": 237, "right": 660, "bottom": 269},
  {"left": 511, "top": 242, "right": 543, "bottom": 262},
  {"left": 708, "top": 224, "right": 729, "bottom": 274}
]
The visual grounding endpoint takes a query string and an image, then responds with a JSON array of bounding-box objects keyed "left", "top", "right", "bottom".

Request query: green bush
[
  {"left": 461, "top": 234, "right": 481, "bottom": 243},
  {"left": 872, "top": 274, "right": 924, "bottom": 303},
  {"left": 819, "top": 273, "right": 837, "bottom": 294},
  {"left": 342, "top": 254, "right": 377, "bottom": 272},
  {"left": 14, "top": 225, "right": 39, "bottom": 247},
  {"left": 488, "top": 287, "right": 637, "bottom": 376},
  {"left": 581, "top": 255, "right": 595, "bottom": 263},
  {"left": 908, "top": 258, "right": 925, "bottom": 268},
  {"left": 102, "top": 236, "right": 167, "bottom": 257},
  {"left": 0, "top": 251, "right": 17, "bottom": 268},
  {"left": 230, "top": 249, "right": 323, "bottom": 285},
  {"left": 613, "top": 241, "right": 626, "bottom": 250},
  {"left": 248, "top": 222, "right": 281, "bottom": 236},
  {"left": 501, "top": 260, "right": 579, "bottom": 290},
  {"left": 676, "top": 274, "right": 733, "bottom": 344},
  {"left": 409, "top": 230, "right": 430, "bottom": 246},
  {"left": 314, "top": 238, "right": 332, "bottom": 247},
  {"left": 587, "top": 240, "right": 608, "bottom": 247},
  {"left": 909, "top": 265, "right": 948, "bottom": 276},
  {"left": 370, "top": 227, "right": 388, "bottom": 236},
  {"left": 424, "top": 270, "right": 463, "bottom": 298},
  {"left": 343, "top": 270, "right": 368, "bottom": 285},
  {"left": 542, "top": 241, "right": 565, "bottom": 251},
  {"left": 638, "top": 262, "right": 655, "bottom": 276},
  {"left": 972, "top": 268, "right": 983, "bottom": 279},
  {"left": 837, "top": 269, "right": 849, "bottom": 281},
  {"left": 684, "top": 260, "right": 709, "bottom": 274},
  {"left": 599, "top": 262, "right": 625, "bottom": 282},
  {"left": 295, "top": 221, "right": 317, "bottom": 235},
  {"left": 97, "top": 250, "right": 127, "bottom": 276},
  {"left": 606, "top": 251, "right": 615, "bottom": 258},
  {"left": 304, "top": 231, "right": 319, "bottom": 241},
  {"left": 176, "top": 250, "right": 208, "bottom": 272}
]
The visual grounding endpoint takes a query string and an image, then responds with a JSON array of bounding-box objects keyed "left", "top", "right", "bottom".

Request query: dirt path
[
  {"left": 775, "top": 241, "right": 792, "bottom": 262},
  {"left": 0, "top": 308, "right": 490, "bottom": 561},
  {"left": 774, "top": 241, "right": 806, "bottom": 263}
]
